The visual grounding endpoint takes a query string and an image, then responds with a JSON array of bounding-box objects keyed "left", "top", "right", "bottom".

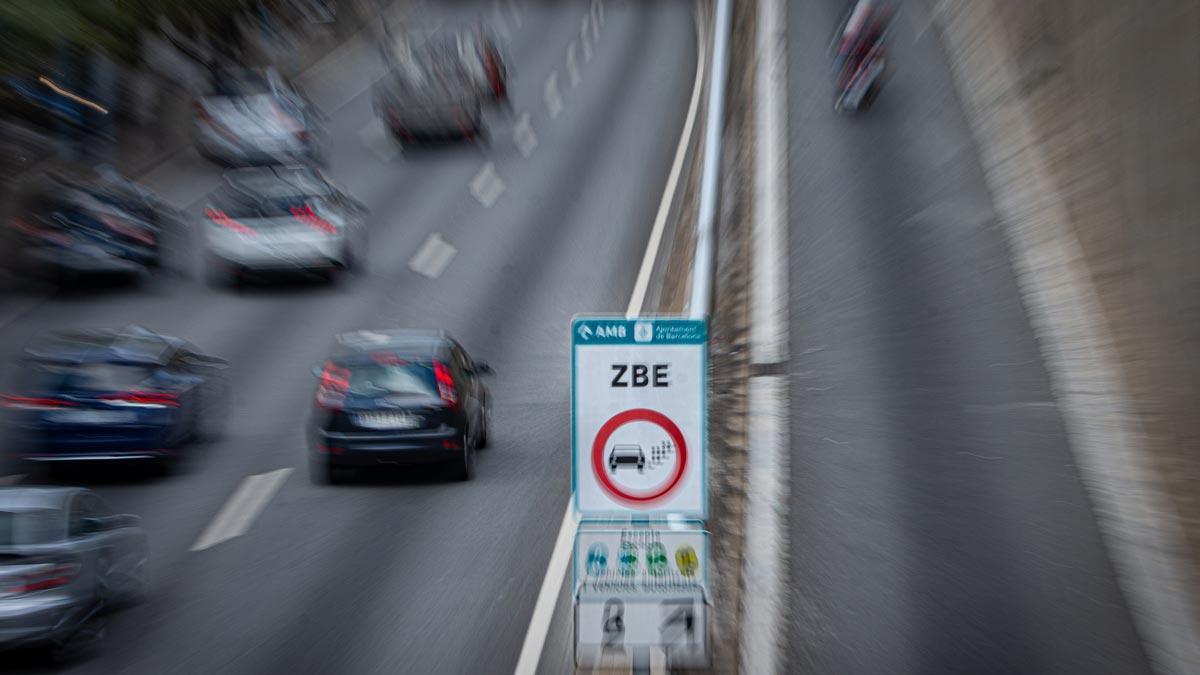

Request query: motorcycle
[{"left": 831, "top": 0, "right": 896, "bottom": 113}]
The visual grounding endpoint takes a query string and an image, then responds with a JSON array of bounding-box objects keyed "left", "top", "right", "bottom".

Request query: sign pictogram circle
[{"left": 591, "top": 408, "right": 687, "bottom": 505}]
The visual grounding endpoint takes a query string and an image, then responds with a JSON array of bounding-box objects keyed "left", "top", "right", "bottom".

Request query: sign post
[{"left": 570, "top": 316, "right": 710, "bottom": 669}]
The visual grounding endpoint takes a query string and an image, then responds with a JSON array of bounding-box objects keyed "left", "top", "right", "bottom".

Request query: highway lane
[
  {"left": 782, "top": 2, "right": 1151, "bottom": 674},
  {"left": 0, "top": 0, "right": 696, "bottom": 672}
]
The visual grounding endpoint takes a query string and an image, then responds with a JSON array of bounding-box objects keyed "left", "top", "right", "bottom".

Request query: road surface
[
  {"left": 781, "top": 2, "right": 1151, "bottom": 674},
  {"left": 0, "top": 1, "right": 696, "bottom": 672}
]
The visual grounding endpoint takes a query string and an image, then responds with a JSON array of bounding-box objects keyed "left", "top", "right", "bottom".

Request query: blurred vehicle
[
  {"left": 307, "top": 330, "right": 493, "bottom": 484},
  {"left": 0, "top": 487, "right": 146, "bottom": 661},
  {"left": 193, "top": 67, "right": 325, "bottom": 166},
  {"left": 831, "top": 0, "right": 896, "bottom": 112},
  {"left": 374, "top": 32, "right": 487, "bottom": 145},
  {"left": 3, "top": 165, "right": 174, "bottom": 284},
  {"left": 2, "top": 326, "right": 228, "bottom": 474},
  {"left": 202, "top": 165, "right": 368, "bottom": 286}
]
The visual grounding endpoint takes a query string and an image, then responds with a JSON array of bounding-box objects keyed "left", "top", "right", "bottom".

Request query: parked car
[
  {"left": 307, "top": 330, "right": 493, "bottom": 484},
  {"left": 202, "top": 165, "right": 369, "bottom": 285},
  {"left": 2, "top": 326, "right": 228, "bottom": 474},
  {"left": 193, "top": 67, "right": 325, "bottom": 166},
  {"left": 0, "top": 487, "right": 147, "bottom": 661},
  {"left": 3, "top": 165, "right": 174, "bottom": 284}
]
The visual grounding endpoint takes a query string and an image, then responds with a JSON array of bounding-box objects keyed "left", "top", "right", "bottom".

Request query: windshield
[
  {"left": 0, "top": 509, "right": 62, "bottom": 546},
  {"left": 343, "top": 360, "right": 437, "bottom": 397},
  {"left": 22, "top": 362, "right": 154, "bottom": 394}
]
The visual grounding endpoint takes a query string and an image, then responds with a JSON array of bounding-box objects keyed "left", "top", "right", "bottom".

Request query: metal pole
[{"left": 688, "top": 0, "right": 732, "bottom": 320}]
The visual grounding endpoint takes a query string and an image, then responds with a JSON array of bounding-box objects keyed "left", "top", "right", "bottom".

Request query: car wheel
[
  {"left": 450, "top": 434, "right": 475, "bottom": 481},
  {"left": 477, "top": 409, "right": 490, "bottom": 449},
  {"left": 48, "top": 609, "right": 107, "bottom": 665},
  {"left": 309, "top": 458, "right": 336, "bottom": 485}
]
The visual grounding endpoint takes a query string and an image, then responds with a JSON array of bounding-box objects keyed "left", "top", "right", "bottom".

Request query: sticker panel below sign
[
  {"left": 574, "top": 528, "right": 708, "bottom": 597},
  {"left": 574, "top": 593, "right": 708, "bottom": 669}
]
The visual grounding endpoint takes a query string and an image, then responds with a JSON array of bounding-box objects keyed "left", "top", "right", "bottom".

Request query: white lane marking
[
  {"left": 408, "top": 233, "right": 458, "bottom": 279},
  {"left": 494, "top": 0, "right": 512, "bottom": 42},
  {"left": 507, "top": 0, "right": 523, "bottom": 28},
  {"left": 512, "top": 504, "right": 577, "bottom": 675},
  {"left": 625, "top": 2, "right": 708, "bottom": 317},
  {"left": 566, "top": 41, "right": 581, "bottom": 87},
  {"left": 469, "top": 161, "right": 506, "bottom": 207},
  {"left": 593, "top": 0, "right": 605, "bottom": 27},
  {"left": 544, "top": 72, "right": 564, "bottom": 119},
  {"left": 580, "top": 17, "right": 593, "bottom": 63},
  {"left": 589, "top": 4, "right": 600, "bottom": 43},
  {"left": 515, "top": 8, "right": 707, "bottom": 675},
  {"left": 512, "top": 113, "right": 539, "bottom": 158},
  {"left": 358, "top": 117, "right": 399, "bottom": 163},
  {"left": 191, "top": 468, "right": 293, "bottom": 552},
  {"left": 0, "top": 474, "right": 27, "bottom": 486}
]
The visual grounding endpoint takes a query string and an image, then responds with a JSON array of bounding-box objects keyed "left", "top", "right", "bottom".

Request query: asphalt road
[
  {"left": 0, "top": 0, "right": 696, "bottom": 672},
  {"left": 782, "top": 2, "right": 1152, "bottom": 674}
]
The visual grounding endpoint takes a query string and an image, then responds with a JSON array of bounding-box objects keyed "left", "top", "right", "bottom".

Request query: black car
[
  {"left": 307, "top": 330, "right": 492, "bottom": 483},
  {"left": 2, "top": 326, "right": 228, "bottom": 474},
  {"left": 4, "top": 166, "right": 173, "bottom": 284}
]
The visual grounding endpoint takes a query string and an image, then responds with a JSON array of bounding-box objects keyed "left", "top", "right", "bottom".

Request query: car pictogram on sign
[{"left": 609, "top": 444, "right": 646, "bottom": 474}]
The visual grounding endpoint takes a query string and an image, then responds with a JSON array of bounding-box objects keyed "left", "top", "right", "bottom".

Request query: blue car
[{"left": 3, "top": 327, "right": 228, "bottom": 473}]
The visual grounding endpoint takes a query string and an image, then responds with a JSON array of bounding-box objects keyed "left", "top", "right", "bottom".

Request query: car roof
[
  {"left": 332, "top": 329, "right": 451, "bottom": 359},
  {"left": 23, "top": 325, "right": 181, "bottom": 366},
  {"left": 222, "top": 165, "right": 334, "bottom": 200},
  {"left": 0, "top": 487, "right": 82, "bottom": 511}
]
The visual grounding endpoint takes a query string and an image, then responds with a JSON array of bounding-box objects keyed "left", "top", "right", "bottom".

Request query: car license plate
[
  {"left": 48, "top": 409, "right": 136, "bottom": 424},
  {"left": 354, "top": 411, "right": 420, "bottom": 430}
]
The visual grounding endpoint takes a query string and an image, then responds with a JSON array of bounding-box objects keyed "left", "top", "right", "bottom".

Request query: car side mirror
[
  {"left": 473, "top": 361, "right": 494, "bottom": 376},
  {"left": 80, "top": 517, "right": 107, "bottom": 534}
]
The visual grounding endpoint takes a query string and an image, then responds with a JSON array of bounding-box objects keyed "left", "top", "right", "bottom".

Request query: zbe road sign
[{"left": 572, "top": 317, "right": 707, "bottom": 518}]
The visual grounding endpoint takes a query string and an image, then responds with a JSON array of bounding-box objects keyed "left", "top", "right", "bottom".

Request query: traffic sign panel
[
  {"left": 572, "top": 317, "right": 707, "bottom": 518},
  {"left": 574, "top": 593, "right": 708, "bottom": 669},
  {"left": 574, "top": 527, "right": 709, "bottom": 595}
]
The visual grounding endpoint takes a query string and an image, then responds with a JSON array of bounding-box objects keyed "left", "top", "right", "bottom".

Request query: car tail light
[
  {"left": 317, "top": 360, "right": 350, "bottom": 410},
  {"left": 100, "top": 213, "right": 156, "bottom": 245},
  {"left": 434, "top": 361, "right": 458, "bottom": 408},
  {"left": 101, "top": 391, "right": 180, "bottom": 408},
  {"left": 290, "top": 203, "right": 336, "bottom": 234},
  {"left": 8, "top": 560, "right": 80, "bottom": 595},
  {"left": 205, "top": 207, "right": 255, "bottom": 235},
  {"left": 0, "top": 395, "right": 76, "bottom": 410},
  {"left": 9, "top": 217, "right": 72, "bottom": 245}
]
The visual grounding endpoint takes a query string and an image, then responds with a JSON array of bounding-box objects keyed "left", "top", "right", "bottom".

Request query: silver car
[
  {"left": 194, "top": 67, "right": 324, "bottom": 166},
  {"left": 0, "top": 487, "right": 147, "bottom": 658},
  {"left": 203, "top": 165, "right": 369, "bottom": 286}
]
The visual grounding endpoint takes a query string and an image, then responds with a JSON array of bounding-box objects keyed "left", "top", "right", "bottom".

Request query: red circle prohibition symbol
[{"left": 591, "top": 408, "right": 687, "bottom": 506}]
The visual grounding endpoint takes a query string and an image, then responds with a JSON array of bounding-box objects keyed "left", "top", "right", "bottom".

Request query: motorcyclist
[{"left": 832, "top": 0, "right": 897, "bottom": 108}]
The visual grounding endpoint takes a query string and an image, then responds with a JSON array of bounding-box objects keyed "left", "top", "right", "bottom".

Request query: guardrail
[{"left": 687, "top": 0, "right": 732, "bottom": 320}]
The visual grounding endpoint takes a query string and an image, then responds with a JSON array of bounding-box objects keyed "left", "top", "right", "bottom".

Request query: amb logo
[{"left": 595, "top": 324, "right": 626, "bottom": 339}]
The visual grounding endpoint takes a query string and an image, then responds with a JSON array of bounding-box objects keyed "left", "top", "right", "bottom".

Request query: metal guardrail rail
[{"left": 688, "top": 0, "right": 732, "bottom": 320}]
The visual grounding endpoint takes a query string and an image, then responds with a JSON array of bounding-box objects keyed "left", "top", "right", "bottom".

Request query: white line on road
[
  {"left": 191, "top": 468, "right": 293, "bottom": 552},
  {"left": 589, "top": 4, "right": 600, "bottom": 43},
  {"left": 580, "top": 17, "right": 593, "bottom": 63},
  {"left": 593, "top": 0, "right": 604, "bottom": 27},
  {"left": 625, "top": 3, "right": 708, "bottom": 318},
  {"left": 513, "top": 8, "right": 708, "bottom": 675},
  {"left": 544, "top": 72, "right": 564, "bottom": 119},
  {"left": 567, "top": 41, "right": 581, "bottom": 87},
  {"left": 357, "top": 117, "right": 399, "bottom": 163},
  {"left": 0, "top": 474, "right": 26, "bottom": 486},
  {"left": 512, "top": 113, "right": 539, "bottom": 158},
  {"left": 469, "top": 161, "right": 506, "bottom": 207},
  {"left": 512, "top": 504, "right": 577, "bottom": 675},
  {"left": 408, "top": 233, "right": 458, "bottom": 279}
]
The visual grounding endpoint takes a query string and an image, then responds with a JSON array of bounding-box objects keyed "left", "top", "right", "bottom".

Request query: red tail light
[
  {"left": 205, "top": 208, "right": 255, "bottom": 235},
  {"left": 101, "top": 391, "right": 180, "bottom": 408},
  {"left": 10, "top": 560, "right": 80, "bottom": 594},
  {"left": 317, "top": 360, "right": 351, "bottom": 410},
  {"left": 1, "top": 395, "right": 75, "bottom": 410},
  {"left": 194, "top": 101, "right": 210, "bottom": 122},
  {"left": 434, "top": 361, "right": 459, "bottom": 408},
  {"left": 290, "top": 203, "right": 336, "bottom": 234}
]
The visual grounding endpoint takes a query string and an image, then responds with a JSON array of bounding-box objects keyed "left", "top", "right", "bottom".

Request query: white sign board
[
  {"left": 572, "top": 317, "right": 707, "bottom": 518},
  {"left": 574, "top": 527, "right": 709, "bottom": 595},
  {"left": 575, "top": 593, "right": 708, "bottom": 669}
]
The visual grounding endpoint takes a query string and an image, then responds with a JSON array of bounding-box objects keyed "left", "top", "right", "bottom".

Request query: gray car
[
  {"left": 203, "top": 165, "right": 369, "bottom": 286},
  {"left": 0, "top": 487, "right": 147, "bottom": 659},
  {"left": 373, "top": 36, "right": 486, "bottom": 144},
  {"left": 194, "top": 67, "right": 325, "bottom": 166}
]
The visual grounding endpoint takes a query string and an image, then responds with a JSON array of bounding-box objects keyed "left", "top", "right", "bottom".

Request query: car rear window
[
  {"left": 342, "top": 359, "right": 437, "bottom": 397},
  {"left": 23, "top": 362, "right": 154, "bottom": 394},
  {"left": 0, "top": 509, "right": 61, "bottom": 546},
  {"left": 209, "top": 185, "right": 334, "bottom": 221}
]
